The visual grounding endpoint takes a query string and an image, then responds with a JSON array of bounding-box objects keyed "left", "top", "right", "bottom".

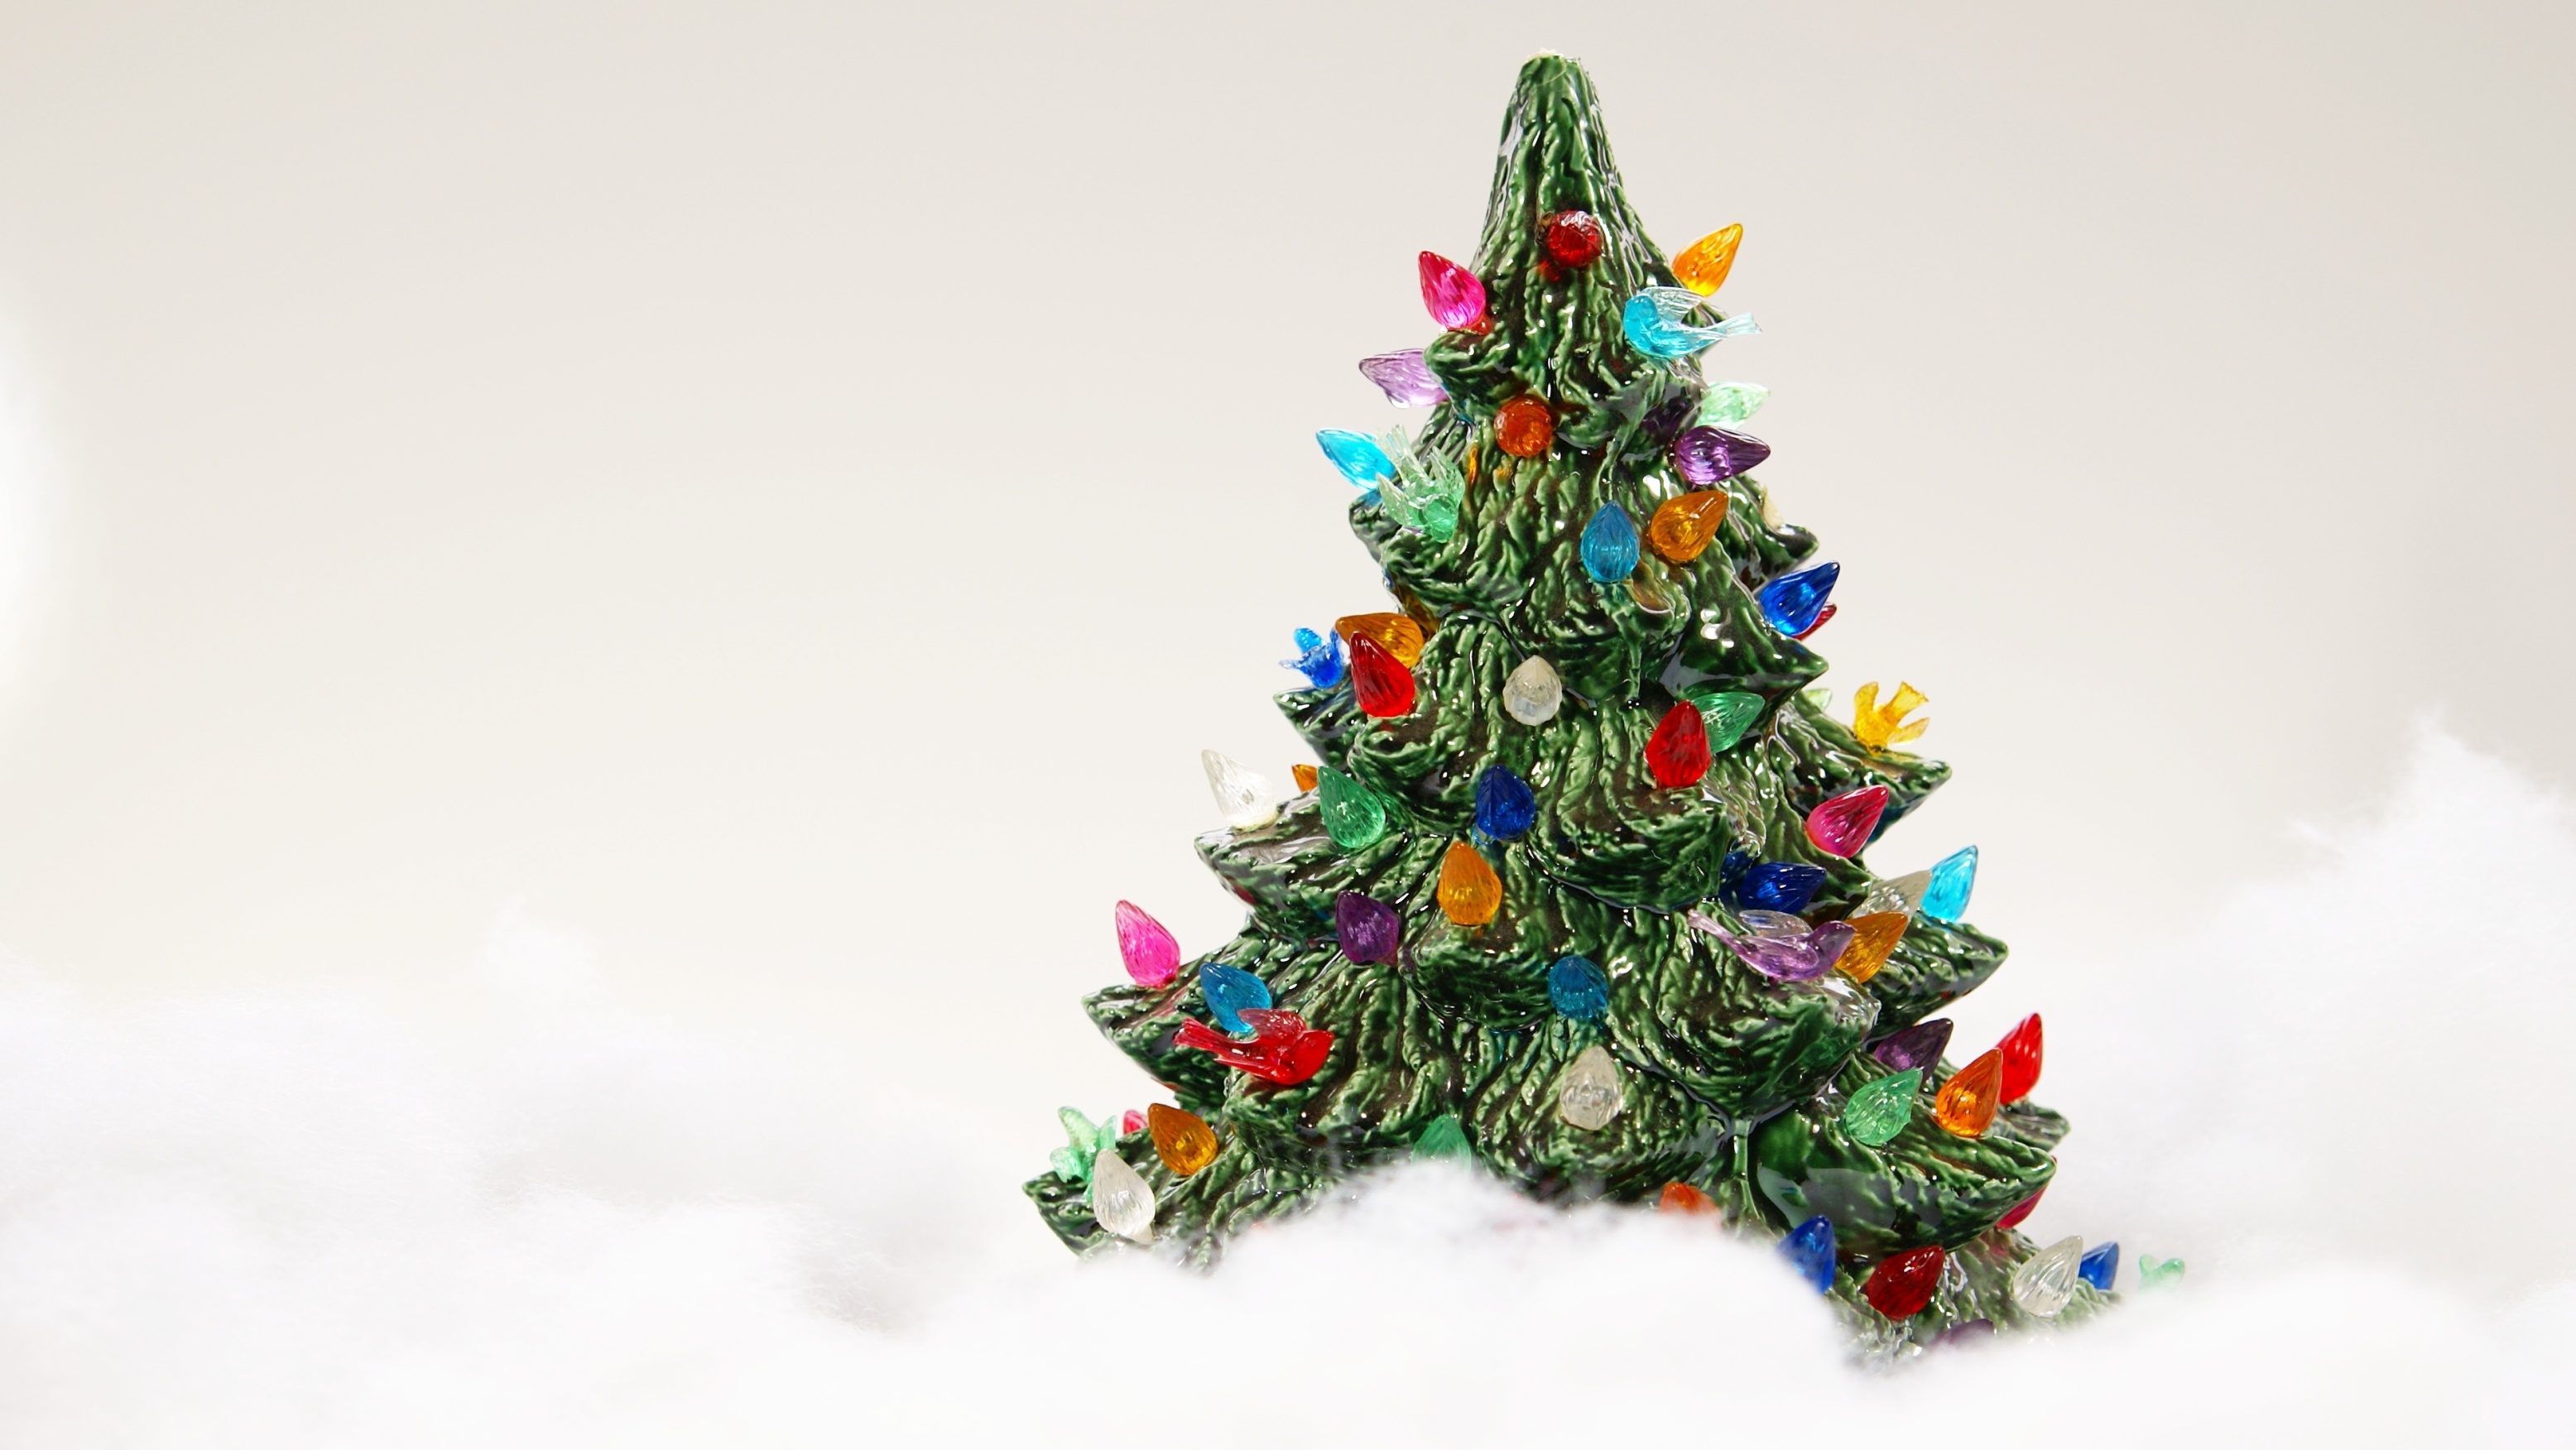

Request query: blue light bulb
[
  {"left": 1920, "top": 845, "right": 1978, "bottom": 923},
  {"left": 1546, "top": 955, "right": 1609, "bottom": 1020},
  {"left": 1758, "top": 562, "right": 1839, "bottom": 636},
  {"left": 1580, "top": 504, "right": 1639, "bottom": 583},
  {"left": 1473, "top": 764, "right": 1537, "bottom": 840},
  {"left": 2079, "top": 1241, "right": 2120, "bottom": 1293},
  {"left": 1316, "top": 429, "right": 1395, "bottom": 487},
  {"left": 1282, "top": 627, "right": 1347, "bottom": 689},
  {"left": 1737, "top": 862, "right": 1828, "bottom": 914},
  {"left": 1198, "top": 964, "right": 1271, "bottom": 1036},
  {"left": 1781, "top": 1215, "right": 1836, "bottom": 1293}
]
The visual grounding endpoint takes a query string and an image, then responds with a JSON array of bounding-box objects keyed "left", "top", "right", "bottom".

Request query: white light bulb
[
  {"left": 1089, "top": 1151, "right": 1156, "bottom": 1244},
  {"left": 1200, "top": 750, "right": 1278, "bottom": 829},
  {"left": 2011, "top": 1235, "right": 2084, "bottom": 1318},
  {"left": 1502, "top": 656, "right": 1563, "bottom": 726},
  {"left": 1557, "top": 1044, "right": 1627, "bottom": 1131}
]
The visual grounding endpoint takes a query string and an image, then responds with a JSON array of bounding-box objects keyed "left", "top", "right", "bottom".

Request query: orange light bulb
[
  {"left": 1290, "top": 763, "right": 1320, "bottom": 793},
  {"left": 1672, "top": 224, "right": 1742, "bottom": 295},
  {"left": 1645, "top": 490, "right": 1732, "bottom": 564},
  {"left": 1494, "top": 395, "right": 1555, "bottom": 458},
  {"left": 1933, "top": 1049, "right": 2003, "bottom": 1137},
  {"left": 1436, "top": 841, "right": 1504, "bottom": 925},
  {"left": 1334, "top": 612, "right": 1426, "bottom": 668}
]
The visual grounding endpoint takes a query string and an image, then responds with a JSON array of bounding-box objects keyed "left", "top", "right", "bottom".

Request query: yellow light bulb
[
  {"left": 1436, "top": 841, "right": 1503, "bottom": 925},
  {"left": 1672, "top": 224, "right": 1743, "bottom": 295},
  {"left": 1850, "top": 681, "right": 1930, "bottom": 751},
  {"left": 1833, "top": 912, "right": 1908, "bottom": 984},
  {"left": 1146, "top": 1103, "right": 1220, "bottom": 1177},
  {"left": 1645, "top": 491, "right": 1732, "bottom": 564},
  {"left": 1335, "top": 612, "right": 1427, "bottom": 668}
]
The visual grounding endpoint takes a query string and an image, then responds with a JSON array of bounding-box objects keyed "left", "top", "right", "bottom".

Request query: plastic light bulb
[
  {"left": 1201, "top": 750, "right": 1279, "bottom": 829},
  {"left": 1146, "top": 1103, "right": 1220, "bottom": 1178},
  {"left": 1792, "top": 604, "right": 1836, "bottom": 641},
  {"left": 2012, "top": 1236, "right": 2085, "bottom": 1318},
  {"left": 1842, "top": 1069, "right": 1921, "bottom": 1146},
  {"left": 1413, "top": 1113, "right": 1470, "bottom": 1159},
  {"left": 1334, "top": 612, "right": 1425, "bottom": 667},
  {"left": 1494, "top": 395, "right": 1555, "bottom": 458},
  {"left": 1689, "top": 690, "right": 1765, "bottom": 752},
  {"left": 1864, "top": 1244, "right": 1945, "bottom": 1319},
  {"left": 1645, "top": 491, "right": 1731, "bottom": 564},
  {"left": 1872, "top": 1017, "right": 1952, "bottom": 1073},
  {"left": 1998, "top": 1012, "right": 2043, "bottom": 1102},
  {"left": 1418, "top": 251, "right": 1487, "bottom": 330},
  {"left": 1291, "top": 763, "right": 1319, "bottom": 792},
  {"left": 1349, "top": 633, "right": 1416, "bottom": 718},
  {"left": 1696, "top": 380, "right": 1769, "bottom": 426},
  {"left": 1672, "top": 426, "right": 1770, "bottom": 486},
  {"left": 1858, "top": 868, "right": 1931, "bottom": 919},
  {"left": 1473, "top": 764, "right": 1537, "bottom": 840},
  {"left": 1198, "top": 963, "right": 1271, "bottom": 1035},
  {"left": 2139, "top": 1255, "right": 2185, "bottom": 1288},
  {"left": 1660, "top": 1181, "right": 1719, "bottom": 1215},
  {"left": 2079, "top": 1241, "right": 2120, "bottom": 1293},
  {"left": 1546, "top": 954, "right": 1609, "bottom": 1020},
  {"left": 1921, "top": 846, "right": 1978, "bottom": 922},
  {"left": 1934, "top": 1049, "right": 2004, "bottom": 1137},
  {"left": 1834, "top": 912, "right": 1907, "bottom": 984},
  {"left": 1282, "top": 627, "right": 1347, "bottom": 689},
  {"left": 1359, "top": 348, "right": 1447, "bottom": 406},
  {"left": 1121, "top": 1109, "right": 1146, "bottom": 1135},
  {"left": 1089, "top": 1150, "right": 1156, "bottom": 1243},
  {"left": 1781, "top": 1214, "right": 1837, "bottom": 1292},
  {"left": 1580, "top": 505, "right": 1640, "bottom": 583},
  {"left": 1113, "top": 900, "right": 1180, "bottom": 987},
  {"left": 1759, "top": 561, "right": 1839, "bottom": 636},
  {"left": 1316, "top": 429, "right": 1395, "bottom": 487},
  {"left": 1646, "top": 702, "right": 1711, "bottom": 789},
  {"left": 1317, "top": 768, "right": 1389, "bottom": 849},
  {"left": 1997, "top": 1185, "right": 2045, "bottom": 1231},
  {"left": 1851, "top": 681, "right": 1930, "bottom": 751},
  {"left": 1503, "top": 655, "right": 1563, "bottom": 725},
  {"left": 1557, "top": 1044, "right": 1626, "bottom": 1130},
  {"left": 1737, "top": 862, "right": 1827, "bottom": 914},
  {"left": 1672, "top": 223, "right": 1743, "bottom": 295},
  {"left": 1543, "top": 210, "right": 1603, "bottom": 267},
  {"left": 1334, "top": 891, "right": 1401, "bottom": 965},
  {"left": 1805, "top": 785, "right": 1891, "bottom": 858},
  {"left": 1436, "top": 841, "right": 1503, "bottom": 925}
]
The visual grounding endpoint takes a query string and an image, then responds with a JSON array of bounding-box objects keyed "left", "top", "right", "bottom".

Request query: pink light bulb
[
  {"left": 1114, "top": 900, "right": 1180, "bottom": 987},
  {"left": 1417, "top": 251, "right": 1488, "bottom": 332}
]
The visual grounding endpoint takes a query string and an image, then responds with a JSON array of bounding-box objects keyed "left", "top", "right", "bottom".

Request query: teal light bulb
[
  {"left": 1580, "top": 505, "right": 1639, "bottom": 582},
  {"left": 1920, "top": 846, "right": 1978, "bottom": 922}
]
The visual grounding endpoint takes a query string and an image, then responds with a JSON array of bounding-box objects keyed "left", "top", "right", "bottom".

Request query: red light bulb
[
  {"left": 1646, "top": 701, "right": 1710, "bottom": 789},
  {"left": 1998, "top": 1013, "right": 2043, "bottom": 1103},
  {"left": 1862, "top": 1244, "right": 1945, "bottom": 1318},
  {"left": 1544, "top": 210, "right": 1603, "bottom": 268},
  {"left": 1350, "top": 633, "right": 1416, "bottom": 718}
]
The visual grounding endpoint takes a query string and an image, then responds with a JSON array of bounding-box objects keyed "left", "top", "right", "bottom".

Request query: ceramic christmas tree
[{"left": 1027, "top": 54, "right": 2111, "bottom": 1352}]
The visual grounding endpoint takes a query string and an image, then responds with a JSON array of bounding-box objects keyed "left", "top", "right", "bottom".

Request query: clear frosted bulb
[
  {"left": 1089, "top": 1150, "right": 1157, "bottom": 1243},
  {"left": 1503, "top": 655, "right": 1563, "bottom": 725},
  {"left": 1200, "top": 750, "right": 1278, "bottom": 829},
  {"left": 1858, "top": 868, "right": 1931, "bottom": 919},
  {"left": 2011, "top": 1236, "right": 2085, "bottom": 1318},
  {"left": 1557, "top": 1044, "right": 1627, "bottom": 1130}
]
